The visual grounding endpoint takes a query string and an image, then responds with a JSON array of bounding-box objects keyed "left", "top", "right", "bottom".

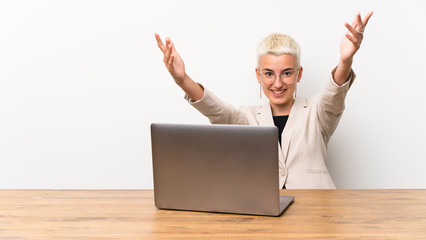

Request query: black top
[
  {"left": 273, "top": 115, "right": 289, "bottom": 146},
  {"left": 273, "top": 115, "right": 289, "bottom": 190}
]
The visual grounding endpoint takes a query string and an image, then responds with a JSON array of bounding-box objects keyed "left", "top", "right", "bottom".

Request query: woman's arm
[
  {"left": 333, "top": 11, "right": 374, "bottom": 86},
  {"left": 155, "top": 33, "right": 204, "bottom": 101}
]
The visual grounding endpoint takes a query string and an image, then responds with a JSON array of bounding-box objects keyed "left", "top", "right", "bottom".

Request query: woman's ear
[
  {"left": 255, "top": 67, "right": 261, "bottom": 83},
  {"left": 297, "top": 66, "right": 303, "bottom": 83}
]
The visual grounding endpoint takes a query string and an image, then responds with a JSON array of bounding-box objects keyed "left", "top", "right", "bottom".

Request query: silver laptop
[{"left": 150, "top": 123, "right": 294, "bottom": 216}]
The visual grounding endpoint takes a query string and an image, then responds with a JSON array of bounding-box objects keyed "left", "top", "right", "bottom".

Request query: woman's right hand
[{"left": 155, "top": 33, "right": 186, "bottom": 85}]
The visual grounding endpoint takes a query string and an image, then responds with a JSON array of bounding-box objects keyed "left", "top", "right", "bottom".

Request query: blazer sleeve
[
  {"left": 184, "top": 85, "right": 248, "bottom": 125},
  {"left": 317, "top": 67, "right": 356, "bottom": 143}
]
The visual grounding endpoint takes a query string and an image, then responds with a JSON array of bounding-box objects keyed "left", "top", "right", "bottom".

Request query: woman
[{"left": 155, "top": 12, "right": 373, "bottom": 189}]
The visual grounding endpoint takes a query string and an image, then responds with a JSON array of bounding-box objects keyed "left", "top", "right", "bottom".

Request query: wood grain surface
[{"left": 0, "top": 189, "right": 425, "bottom": 239}]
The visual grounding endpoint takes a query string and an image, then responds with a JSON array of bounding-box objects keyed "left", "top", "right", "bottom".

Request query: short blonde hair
[{"left": 257, "top": 33, "right": 301, "bottom": 67}]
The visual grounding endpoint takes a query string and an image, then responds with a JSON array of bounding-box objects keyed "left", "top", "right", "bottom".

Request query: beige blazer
[{"left": 185, "top": 69, "right": 355, "bottom": 189}]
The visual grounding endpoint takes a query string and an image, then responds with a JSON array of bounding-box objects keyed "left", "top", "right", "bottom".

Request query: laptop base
[{"left": 278, "top": 195, "right": 295, "bottom": 216}]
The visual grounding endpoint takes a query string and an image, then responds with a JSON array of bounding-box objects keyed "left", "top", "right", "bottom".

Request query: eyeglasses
[{"left": 259, "top": 68, "right": 299, "bottom": 85}]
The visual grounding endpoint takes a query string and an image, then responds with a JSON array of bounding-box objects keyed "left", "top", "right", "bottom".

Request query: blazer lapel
[
  {"left": 257, "top": 98, "right": 308, "bottom": 166},
  {"left": 256, "top": 102, "right": 285, "bottom": 170},
  {"left": 281, "top": 98, "right": 308, "bottom": 161},
  {"left": 256, "top": 102, "right": 275, "bottom": 127}
]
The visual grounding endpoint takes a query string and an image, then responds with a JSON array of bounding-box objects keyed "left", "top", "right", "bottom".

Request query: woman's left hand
[{"left": 340, "top": 11, "right": 374, "bottom": 63}]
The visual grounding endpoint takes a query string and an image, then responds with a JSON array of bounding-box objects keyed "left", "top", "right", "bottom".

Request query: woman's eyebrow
[
  {"left": 262, "top": 68, "right": 294, "bottom": 72},
  {"left": 263, "top": 68, "right": 294, "bottom": 72}
]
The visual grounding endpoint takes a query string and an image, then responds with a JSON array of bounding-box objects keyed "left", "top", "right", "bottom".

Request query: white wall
[{"left": 0, "top": 0, "right": 425, "bottom": 189}]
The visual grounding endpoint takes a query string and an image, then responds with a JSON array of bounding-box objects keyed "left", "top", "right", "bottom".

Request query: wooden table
[{"left": 0, "top": 189, "right": 425, "bottom": 239}]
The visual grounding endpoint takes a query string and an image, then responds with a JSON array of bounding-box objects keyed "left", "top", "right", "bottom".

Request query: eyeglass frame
[{"left": 258, "top": 67, "right": 300, "bottom": 85}]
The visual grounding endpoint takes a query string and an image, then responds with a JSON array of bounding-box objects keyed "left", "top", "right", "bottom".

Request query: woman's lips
[{"left": 271, "top": 89, "right": 286, "bottom": 97}]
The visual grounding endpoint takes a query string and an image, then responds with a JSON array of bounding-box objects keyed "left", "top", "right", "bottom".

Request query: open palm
[
  {"left": 155, "top": 33, "right": 186, "bottom": 85},
  {"left": 340, "top": 12, "right": 373, "bottom": 63}
]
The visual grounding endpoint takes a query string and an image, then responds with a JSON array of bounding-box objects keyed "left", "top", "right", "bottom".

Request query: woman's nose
[{"left": 272, "top": 76, "right": 284, "bottom": 88}]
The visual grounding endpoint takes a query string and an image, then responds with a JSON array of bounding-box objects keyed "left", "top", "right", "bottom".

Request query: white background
[{"left": 1, "top": 0, "right": 425, "bottom": 189}]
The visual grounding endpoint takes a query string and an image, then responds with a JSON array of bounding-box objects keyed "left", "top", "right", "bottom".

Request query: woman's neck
[{"left": 270, "top": 98, "right": 294, "bottom": 116}]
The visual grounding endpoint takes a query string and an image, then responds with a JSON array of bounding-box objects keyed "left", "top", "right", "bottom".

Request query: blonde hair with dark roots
[{"left": 257, "top": 33, "right": 301, "bottom": 67}]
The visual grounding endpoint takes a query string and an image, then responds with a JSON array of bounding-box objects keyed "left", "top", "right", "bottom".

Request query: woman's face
[{"left": 256, "top": 53, "right": 302, "bottom": 114}]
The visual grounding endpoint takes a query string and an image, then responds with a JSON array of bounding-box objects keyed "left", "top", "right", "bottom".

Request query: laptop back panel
[{"left": 151, "top": 123, "right": 282, "bottom": 216}]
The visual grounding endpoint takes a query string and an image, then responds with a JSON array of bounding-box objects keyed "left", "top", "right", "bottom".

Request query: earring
[{"left": 294, "top": 83, "right": 298, "bottom": 98}]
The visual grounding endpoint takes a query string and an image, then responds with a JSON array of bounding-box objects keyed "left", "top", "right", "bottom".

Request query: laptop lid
[{"left": 151, "top": 123, "right": 294, "bottom": 216}]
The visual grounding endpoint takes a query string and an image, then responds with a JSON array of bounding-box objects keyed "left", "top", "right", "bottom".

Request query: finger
[
  {"left": 345, "top": 23, "right": 364, "bottom": 45},
  {"left": 169, "top": 40, "right": 178, "bottom": 58},
  {"left": 155, "top": 33, "right": 166, "bottom": 52},
  {"left": 345, "top": 33, "right": 358, "bottom": 46},
  {"left": 167, "top": 54, "right": 174, "bottom": 68},
  {"left": 164, "top": 42, "right": 172, "bottom": 64},
  {"left": 165, "top": 37, "right": 171, "bottom": 48},
  {"left": 362, "top": 11, "right": 374, "bottom": 27},
  {"left": 356, "top": 13, "right": 364, "bottom": 31},
  {"left": 351, "top": 14, "right": 358, "bottom": 29},
  {"left": 345, "top": 22, "right": 358, "bottom": 36}
]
